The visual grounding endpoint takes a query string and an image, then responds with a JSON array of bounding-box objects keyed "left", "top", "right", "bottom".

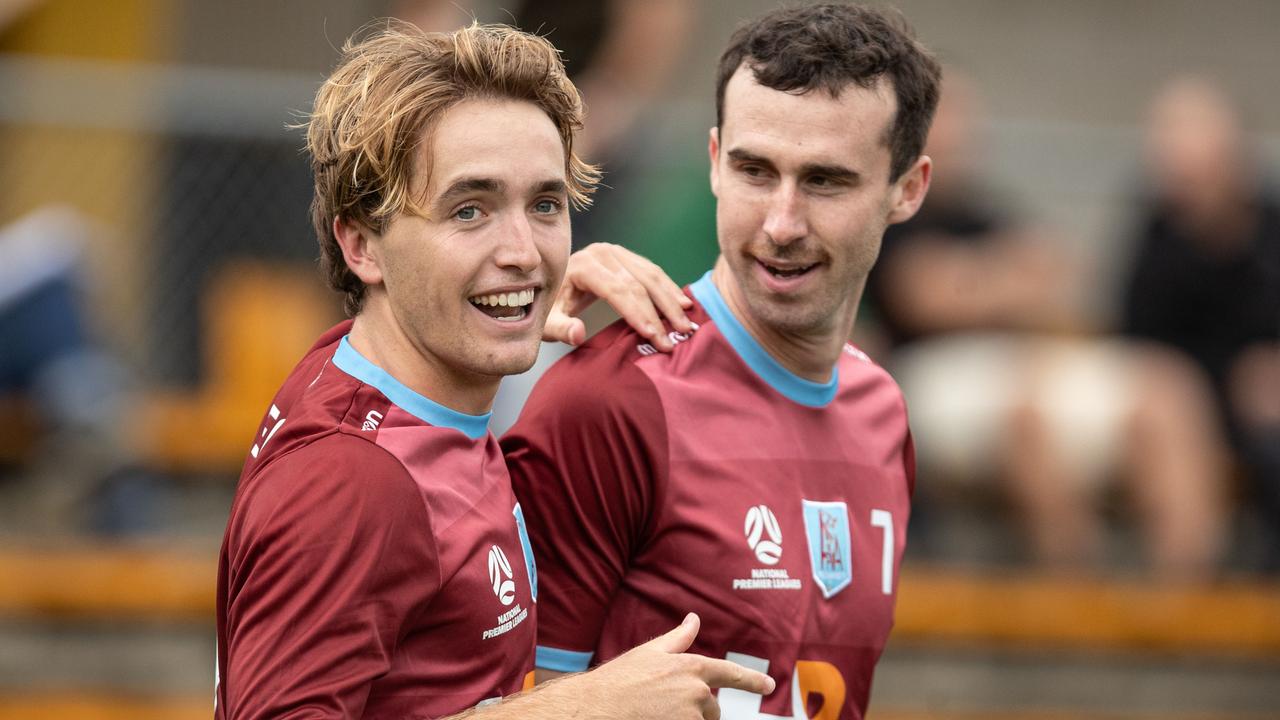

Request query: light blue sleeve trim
[
  {"left": 332, "top": 336, "right": 491, "bottom": 439},
  {"left": 536, "top": 645, "right": 594, "bottom": 673},
  {"left": 689, "top": 271, "right": 838, "bottom": 408}
]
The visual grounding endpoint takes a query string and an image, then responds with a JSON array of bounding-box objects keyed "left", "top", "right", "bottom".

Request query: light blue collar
[
  {"left": 332, "top": 336, "right": 491, "bottom": 440},
  {"left": 690, "top": 271, "right": 838, "bottom": 408}
]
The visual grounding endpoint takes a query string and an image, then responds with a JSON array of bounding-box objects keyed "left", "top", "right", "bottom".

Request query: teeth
[
  {"left": 470, "top": 289, "right": 535, "bottom": 307},
  {"left": 763, "top": 262, "right": 813, "bottom": 277}
]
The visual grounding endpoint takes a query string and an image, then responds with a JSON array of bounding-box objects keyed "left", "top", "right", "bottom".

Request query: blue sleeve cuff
[{"left": 536, "top": 645, "right": 594, "bottom": 673}]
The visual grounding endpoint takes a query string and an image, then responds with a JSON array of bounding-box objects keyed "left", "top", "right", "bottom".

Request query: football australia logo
[
  {"left": 732, "top": 505, "right": 801, "bottom": 591},
  {"left": 744, "top": 504, "right": 782, "bottom": 564},
  {"left": 487, "top": 545, "right": 516, "bottom": 606}
]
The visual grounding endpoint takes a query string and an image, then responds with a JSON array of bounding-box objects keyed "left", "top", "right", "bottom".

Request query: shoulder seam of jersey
[{"left": 249, "top": 427, "right": 442, "bottom": 592}]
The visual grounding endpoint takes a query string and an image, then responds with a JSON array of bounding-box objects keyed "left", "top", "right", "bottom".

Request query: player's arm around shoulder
[
  {"left": 220, "top": 433, "right": 437, "bottom": 719},
  {"left": 444, "top": 614, "right": 775, "bottom": 720}
]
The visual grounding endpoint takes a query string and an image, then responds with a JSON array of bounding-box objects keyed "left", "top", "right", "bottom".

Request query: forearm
[
  {"left": 442, "top": 614, "right": 774, "bottom": 720},
  {"left": 442, "top": 673, "right": 595, "bottom": 720}
]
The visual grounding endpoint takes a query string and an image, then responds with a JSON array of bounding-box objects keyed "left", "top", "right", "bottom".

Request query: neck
[
  {"left": 347, "top": 300, "right": 499, "bottom": 416},
  {"left": 711, "top": 258, "right": 856, "bottom": 384}
]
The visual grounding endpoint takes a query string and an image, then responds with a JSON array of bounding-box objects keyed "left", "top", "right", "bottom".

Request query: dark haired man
[{"left": 504, "top": 4, "right": 939, "bottom": 718}]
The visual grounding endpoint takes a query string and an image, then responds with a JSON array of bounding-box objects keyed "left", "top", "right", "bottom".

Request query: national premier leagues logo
[
  {"left": 744, "top": 504, "right": 783, "bottom": 564},
  {"left": 801, "top": 499, "right": 852, "bottom": 598},
  {"left": 487, "top": 545, "right": 516, "bottom": 606},
  {"left": 732, "top": 504, "right": 800, "bottom": 591},
  {"left": 481, "top": 542, "right": 529, "bottom": 641},
  {"left": 479, "top": 507, "right": 537, "bottom": 641}
]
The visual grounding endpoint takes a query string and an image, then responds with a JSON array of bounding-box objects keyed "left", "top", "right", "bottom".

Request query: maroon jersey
[
  {"left": 216, "top": 322, "right": 537, "bottom": 719},
  {"left": 504, "top": 272, "right": 914, "bottom": 719}
]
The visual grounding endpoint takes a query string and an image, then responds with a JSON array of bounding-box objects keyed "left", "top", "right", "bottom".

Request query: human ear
[
  {"left": 333, "top": 216, "right": 384, "bottom": 286},
  {"left": 886, "top": 155, "right": 932, "bottom": 225}
]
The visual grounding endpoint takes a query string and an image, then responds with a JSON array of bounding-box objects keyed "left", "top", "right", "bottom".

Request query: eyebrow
[
  {"left": 533, "top": 179, "right": 568, "bottom": 196},
  {"left": 727, "top": 148, "right": 773, "bottom": 168},
  {"left": 433, "top": 177, "right": 568, "bottom": 210},
  {"left": 436, "top": 177, "right": 503, "bottom": 207},
  {"left": 727, "top": 147, "right": 860, "bottom": 183},
  {"left": 800, "top": 162, "right": 859, "bottom": 183}
]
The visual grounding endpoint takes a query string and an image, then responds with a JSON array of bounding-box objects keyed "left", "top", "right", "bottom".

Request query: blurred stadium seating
[
  {"left": 137, "top": 262, "right": 336, "bottom": 472},
  {"left": 1, "top": 548, "right": 1278, "bottom": 717}
]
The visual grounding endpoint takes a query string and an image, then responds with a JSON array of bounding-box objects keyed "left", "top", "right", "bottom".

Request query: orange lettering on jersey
[{"left": 795, "top": 659, "right": 846, "bottom": 720}]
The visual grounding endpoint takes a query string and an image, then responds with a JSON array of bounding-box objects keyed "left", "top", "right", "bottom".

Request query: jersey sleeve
[
  {"left": 502, "top": 352, "right": 668, "bottom": 672},
  {"left": 219, "top": 433, "right": 438, "bottom": 719}
]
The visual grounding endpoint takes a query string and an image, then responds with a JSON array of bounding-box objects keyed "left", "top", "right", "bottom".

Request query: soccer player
[
  {"left": 215, "top": 22, "right": 772, "bottom": 720},
  {"left": 503, "top": 4, "right": 939, "bottom": 718}
]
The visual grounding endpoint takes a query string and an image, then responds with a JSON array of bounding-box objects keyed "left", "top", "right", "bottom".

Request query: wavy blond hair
[{"left": 306, "top": 20, "right": 600, "bottom": 316}]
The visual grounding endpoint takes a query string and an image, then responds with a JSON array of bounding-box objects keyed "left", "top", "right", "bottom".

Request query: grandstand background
[{"left": 0, "top": 0, "right": 1277, "bottom": 718}]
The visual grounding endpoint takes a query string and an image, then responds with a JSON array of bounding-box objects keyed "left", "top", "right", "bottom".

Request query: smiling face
[
  {"left": 354, "top": 98, "right": 571, "bottom": 384},
  {"left": 710, "top": 66, "right": 929, "bottom": 339}
]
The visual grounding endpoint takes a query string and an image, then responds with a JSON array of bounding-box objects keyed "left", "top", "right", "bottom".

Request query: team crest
[
  {"left": 801, "top": 499, "right": 852, "bottom": 598},
  {"left": 512, "top": 503, "right": 537, "bottom": 602}
]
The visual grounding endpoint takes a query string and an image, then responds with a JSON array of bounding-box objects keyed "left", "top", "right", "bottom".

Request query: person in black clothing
[{"left": 1122, "top": 77, "right": 1280, "bottom": 570}]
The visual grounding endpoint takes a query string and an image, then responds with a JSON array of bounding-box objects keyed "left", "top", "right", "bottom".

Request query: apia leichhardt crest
[
  {"left": 801, "top": 499, "right": 852, "bottom": 598},
  {"left": 744, "top": 504, "right": 783, "bottom": 564},
  {"left": 487, "top": 545, "right": 516, "bottom": 606}
]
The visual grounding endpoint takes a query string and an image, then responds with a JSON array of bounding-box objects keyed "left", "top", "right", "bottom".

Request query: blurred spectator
[
  {"left": 866, "top": 73, "right": 1229, "bottom": 580},
  {"left": 0, "top": 207, "right": 163, "bottom": 535},
  {"left": 1121, "top": 77, "right": 1280, "bottom": 571}
]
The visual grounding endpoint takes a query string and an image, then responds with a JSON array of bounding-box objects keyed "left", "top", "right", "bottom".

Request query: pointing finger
[{"left": 696, "top": 657, "right": 776, "bottom": 695}]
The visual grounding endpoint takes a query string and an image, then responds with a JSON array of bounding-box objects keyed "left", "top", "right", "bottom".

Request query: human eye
[
  {"left": 453, "top": 204, "right": 483, "bottom": 222},
  {"left": 532, "top": 198, "right": 563, "bottom": 215},
  {"left": 806, "top": 173, "right": 850, "bottom": 193},
  {"left": 809, "top": 174, "right": 843, "bottom": 188},
  {"left": 735, "top": 164, "right": 773, "bottom": 188}
]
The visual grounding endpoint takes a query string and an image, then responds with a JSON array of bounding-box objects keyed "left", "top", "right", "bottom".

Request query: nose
[
  {"left": 761, "top": 182, "right": 807, "bottom": 246},
  {"left": 494, "top": 211, "right": 541, "bottom": 273}
]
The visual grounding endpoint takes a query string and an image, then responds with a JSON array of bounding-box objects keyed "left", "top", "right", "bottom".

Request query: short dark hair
[{"left": 715, "top": 3, "right": 941, "bottom": 181}]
